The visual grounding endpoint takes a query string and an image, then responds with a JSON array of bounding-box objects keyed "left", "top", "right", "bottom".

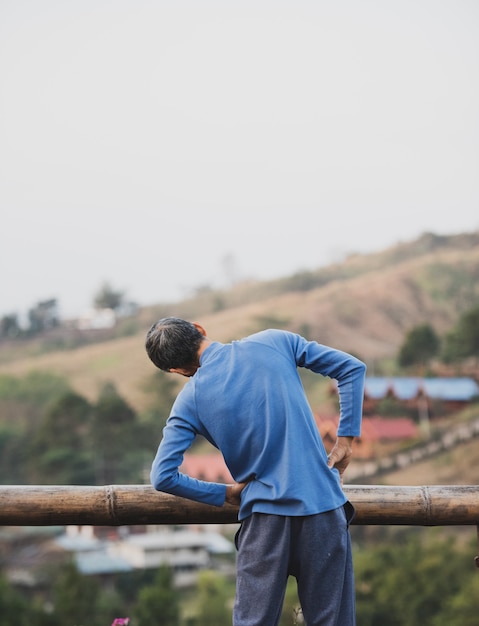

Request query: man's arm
[
  {"left": 150, "top": 414, "right": 227, "bottom": 507},
  {"left": 293, "top": 334, "right": 366, "bottom": 437}
]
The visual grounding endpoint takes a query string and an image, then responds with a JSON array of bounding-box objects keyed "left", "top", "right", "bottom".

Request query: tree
[
  {"left": 398, "top": 323, "right": 440, "bottom": 369},
  {"left": 0, "top": 371, "right": 71, "bottom": 413},
  {"left": 52, "top": 561, "right": 104, "bottom": 626},
  {"left": 442, "top": 305, "right": 479, "bottom": 362},
  {"left": 354, "top": 532, "right": 476, "bottom": 626},
  {"left": 0, "top": 372, "right": 72, "bottom": 484},
  {"left": 91, "top": 382, "right": 144, "bottom": 483},
  {"left": 195, "top": 570, "right": 232, "bottom": 626},
  {"left": 29, "top": 391, "right": 95, "bottom": 484},
  {"left": 94, "top": 282, "right": 124, "bottom": 311},
  {"left": 141, "top": 370, "right": 179, "bottom": 432},
  {"left": 434, "top": 572, "right": 479, "bottom": 626},
  {"left": 0, "top": 573, "right": 42, "bottom": 626},
  {"left": 27, "top": 298, "right": 59, "bottom": 334},
  {"left": 0, "top": 313, "right": 21, "bottom": 339},
  {"left": 133, "top": 566, "right": 180, "bottom": 626}
]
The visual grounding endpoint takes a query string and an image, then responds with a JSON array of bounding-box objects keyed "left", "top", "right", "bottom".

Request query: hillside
[
  {"left": 378, "top": 436, "right": 479, "bottom": 487},
  {"left": 1, "top": 230, "right": 478, "bottom": 412}
]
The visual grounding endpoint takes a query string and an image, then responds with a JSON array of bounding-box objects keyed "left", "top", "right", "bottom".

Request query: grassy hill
[
  {"left": 379, "top": 435, "right": 479, "bottom": 486},
  {"left": 1, "top": 230, "right": 478, "bottom": 412}
]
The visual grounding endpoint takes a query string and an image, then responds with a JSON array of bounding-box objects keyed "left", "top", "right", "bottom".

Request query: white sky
[{"left": 1, "top": 0, "right": 478, "bottom": 319}]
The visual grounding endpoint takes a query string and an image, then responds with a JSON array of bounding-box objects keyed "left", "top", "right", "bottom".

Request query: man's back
[{"left": 152, "top": 329, "right": 364, "bottom": 519}]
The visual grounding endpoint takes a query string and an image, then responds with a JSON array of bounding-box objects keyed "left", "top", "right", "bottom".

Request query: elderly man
[{"left": 145, "top": 317, "right": 366, "bottom": 626}]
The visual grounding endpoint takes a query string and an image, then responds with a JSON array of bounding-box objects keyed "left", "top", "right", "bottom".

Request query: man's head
[{"left": 145, "top": 317, "right": 206, "bottom": 376}]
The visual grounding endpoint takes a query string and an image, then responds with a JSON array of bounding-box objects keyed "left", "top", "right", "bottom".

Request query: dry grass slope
[{"left": 1, "top": 232, "right": 478, "bottom": 412}]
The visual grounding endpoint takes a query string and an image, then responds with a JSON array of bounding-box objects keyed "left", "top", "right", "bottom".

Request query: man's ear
[{"left": 192, "top": 322, "right": 207, "bottom": 336}]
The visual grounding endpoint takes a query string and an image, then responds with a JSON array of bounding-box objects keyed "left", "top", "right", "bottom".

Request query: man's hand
[
  {"left": 225, "top": 481, "right": 248, "bottom": 507},
  {"left": 327, "top": 436, "right": 354, "bottom": 485}
]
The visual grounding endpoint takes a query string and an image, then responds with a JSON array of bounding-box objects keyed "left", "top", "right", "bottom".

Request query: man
[{"left": 145, "top": 317, "right": 366, "bottom": 626}]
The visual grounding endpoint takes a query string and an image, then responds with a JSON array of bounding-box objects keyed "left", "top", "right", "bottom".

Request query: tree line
[
  {"left": 0, "top": 283, "right": 128, "bottom": 339},
  {"left": 397, "top": 304, "right": 479, "bottom": 369},
  {"left": 0, "top": 369, "right": 178, "bottom": 486}
]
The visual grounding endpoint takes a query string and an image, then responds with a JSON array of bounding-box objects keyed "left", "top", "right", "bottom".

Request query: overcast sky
[{"left": 1, "top": 0, "right": 478, "bottom": 319}]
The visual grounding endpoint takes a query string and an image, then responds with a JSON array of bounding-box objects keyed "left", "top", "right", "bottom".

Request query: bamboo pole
[{"left": 0, "top": 485, "right": 478, "bottom": 526}]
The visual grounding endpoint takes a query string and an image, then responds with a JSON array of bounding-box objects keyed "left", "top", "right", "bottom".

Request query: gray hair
[{"left": 145, "top": 317, "right": 203, "bottom": 371}]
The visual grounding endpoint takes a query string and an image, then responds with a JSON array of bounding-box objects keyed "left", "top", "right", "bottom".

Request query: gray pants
[{"left": 233, "top": 505, "right": 356, "bottom": 626}]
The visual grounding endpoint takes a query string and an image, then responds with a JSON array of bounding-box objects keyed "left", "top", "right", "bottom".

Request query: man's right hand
[
  {"left": 225, "top": 481, "right": 247, "bottom": 506},
  {"left": 327, "top": 436, "right": 354, "bottom": 485}
]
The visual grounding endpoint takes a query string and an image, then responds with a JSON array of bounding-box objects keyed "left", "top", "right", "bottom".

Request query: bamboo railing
[{"left": 0, "top": 484, "right": 478, "bottom": 527}]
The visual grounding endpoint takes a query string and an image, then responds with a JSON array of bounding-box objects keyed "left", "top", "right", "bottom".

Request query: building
[
  {"left": 315, "top": 414, "right": 419, "bottom": 459},
  {"left": 55, "top": 525, "right": 235, "bottom": 588},
  {"left": 362, "top": 376, "right": 479, "bottom": 416}
]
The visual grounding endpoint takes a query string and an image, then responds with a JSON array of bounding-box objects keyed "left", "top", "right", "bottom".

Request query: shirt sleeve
[
  {"left": 293, "top": 333, "right": 367, "bottom": 437},
  {"left": 150, "top": 391, "right": 227, "bottom": 507}
]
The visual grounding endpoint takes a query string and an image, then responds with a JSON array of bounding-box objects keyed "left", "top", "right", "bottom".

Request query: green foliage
[
  {"left": 134, "top": 566, "right": 180, "bottom": 626},
  {"left": 52, "top": 561, "right": 100, "bottom": 625},
  {"left": 0, "top": 371, "right": 70, "bottom": 409},
  {"left": 27, "top": 299, "right": 59, "bottom": 335},
  {"left": 282, "top": 270, "right": 319, "bottom": 292},
  {"left": 398, "top": 323, "right": 440, "bottom": 368},
  {"left": 36, "top": 391, "right": 92, "bottom": 448},
  {"left": 442, "top": 305, "right": 479, "bottom": 362},
  {"left": 51, "top": 560, "right": 120, "bottom": 626},
  {"left": 141, "top": 370, "right": 179, "bottom": 433},
  {"left": 114, "top": 568, "right": 158, "bottom": 604},
  {"left": 0, "top": 370, "right": 155, "bottom": 485},
  {"left": 417, "top": 261, "right": 479, "bottom": 310},
  {"left": 354, "top": 531, "right": 479, "bottom": 626},
  {"left": 194, "top": 570, "right": 231, "bottom": 626},
  {"left": 94, "top": 282, "right": 124, "bottom": 310},
  {"left": 433, "top": 572, "right": 479, "bottom": 626},
  {"left": 29, "top": 391, "right": 95, "bottom": 484},
  {"left": 0, "top": 425, "right": 30, "bottom": 483},
  {"left": 279, "top": 577, "right": 302, "bottom": 626},
  {"left": 375, "top": 395, "right": 414, "bottom": 418},
  {"left": 254, "top": 314, "right": 291, "bottom": 331},
  {"left": 0, "top": 372, "right": 73, "bottom": 483},
  {"left": 0, "top": 573, "right": 45, "bottom": 626},
  {"left": 91, "top": 382, "right": 149, "bottom": 484},
  {"left": 0, "top": 313, "right": 21, "bottom": 339}
]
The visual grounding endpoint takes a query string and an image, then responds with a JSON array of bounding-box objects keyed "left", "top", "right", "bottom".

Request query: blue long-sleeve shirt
[{"left": 150, "top": 329, "right": 366, "bottom": 520}]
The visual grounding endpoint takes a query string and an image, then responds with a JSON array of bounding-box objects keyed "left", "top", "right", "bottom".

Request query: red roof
[
  {"left": 315, "top": 414, "right": 419, "bottom": 442},
  {"left": 360, "top": 417, "right": 419, "bottom": 441},
  {"left": 181, "top": 417, "right": 419, "bottom": 482}
]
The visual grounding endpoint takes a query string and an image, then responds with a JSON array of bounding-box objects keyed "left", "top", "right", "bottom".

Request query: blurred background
[{"left": 1, "top": 1, "right": 479, "bottom": 625}]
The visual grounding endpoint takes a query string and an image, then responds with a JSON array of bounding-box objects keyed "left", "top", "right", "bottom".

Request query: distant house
[
  {"left": 182, "top": 413, "right": 420, "bottom": 469},
  {"left": 77, "top": 308, "right": 116, "bottom": 330},
  {"left": 361, "top": 377, "right": 479, "bottom": 415},
  {"left": 110, "top": 529, "right": 234, "bottom": 587},
  {"left": 315, "top": 414, "right": 419, "bottom": 459},
  {"left": 55, "top": 525, "right": 234, "bottom": 588}
]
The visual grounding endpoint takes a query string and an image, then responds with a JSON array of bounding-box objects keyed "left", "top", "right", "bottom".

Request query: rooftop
[{"left": 364, "top": 377, "right": 479, "bottom": 401}]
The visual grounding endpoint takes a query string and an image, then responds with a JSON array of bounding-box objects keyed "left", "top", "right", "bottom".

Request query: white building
[{"left": 56, "top": 526, "right": 235, "bottom": 588}]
